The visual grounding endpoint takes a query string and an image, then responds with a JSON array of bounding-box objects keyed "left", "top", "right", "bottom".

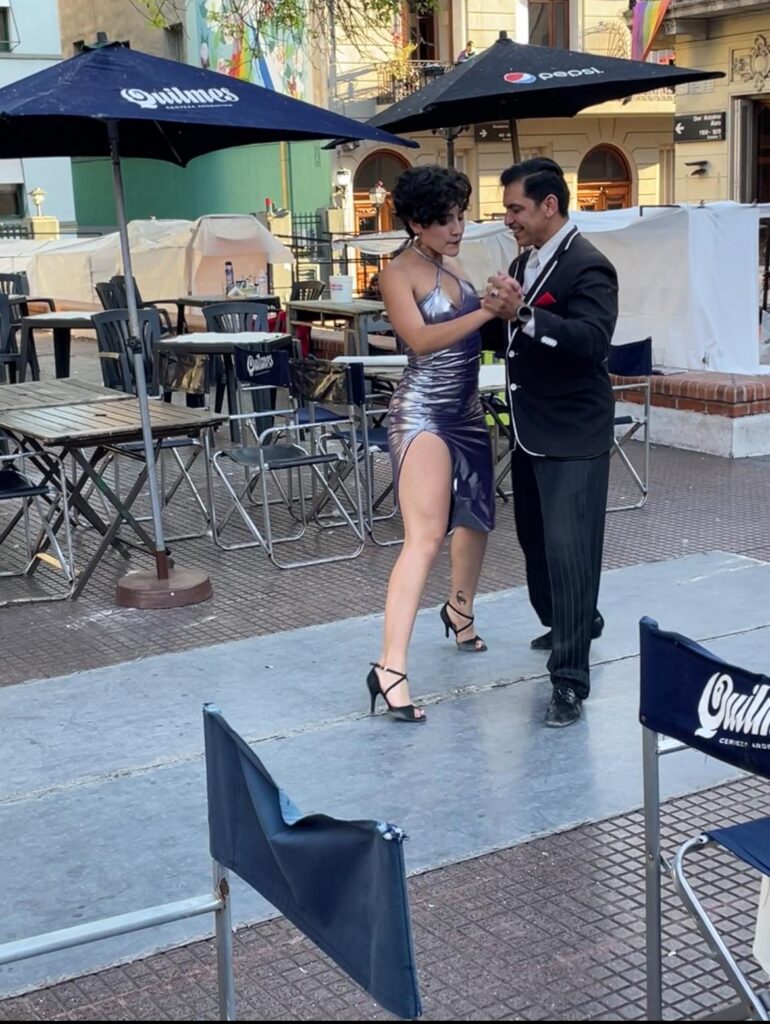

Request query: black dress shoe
[
  {"left": 544, "top": 687, "right": 583, "bottom": 728},
  {"left": 530, "top": 614, "right": 604, "bottom": 651}
]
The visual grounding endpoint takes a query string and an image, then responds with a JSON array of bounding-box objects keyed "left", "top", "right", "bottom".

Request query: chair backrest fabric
[
  {"left": 234, "top": 345, "right": 291, "bottom": 389},
  {"left": 609, "top": 338, "right": 652, "bottom": 377},
  {"left": 289, "top": 357, "right": 363, "bottom": 407},
  {"left": 639, "top": 616, "right": 770, "bottom": 780}
]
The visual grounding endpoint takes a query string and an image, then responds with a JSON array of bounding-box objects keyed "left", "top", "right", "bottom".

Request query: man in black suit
[{"left": 482, "top": 158, "right": 618, "bottom": 728}]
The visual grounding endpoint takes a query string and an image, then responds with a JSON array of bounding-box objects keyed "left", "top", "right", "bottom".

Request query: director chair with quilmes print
[
  {"left": 641, "top": 616, "right": 770, "bottom": 1021},
  {"left": 608, "top": 338, "right": 651, "bottom": 513},
  {"left": 302, "top": 355, "right": 401, "bottom": 547},
  {"left": 208, "top": 349, "right": 365, "bottom": 568}
]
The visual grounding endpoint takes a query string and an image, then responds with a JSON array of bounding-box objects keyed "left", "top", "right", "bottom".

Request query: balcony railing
[
  {"left": 583, "top": 18, "right": 675, "bottom": 102},
  {"left": 375, "top": 60, "right": 455, "bottom": 106}
]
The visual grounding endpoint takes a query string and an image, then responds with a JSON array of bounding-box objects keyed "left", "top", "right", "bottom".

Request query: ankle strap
[
  {"left": 447, "top": 602, "right": 474, "bottom": 622},
  {"left": 370, "top": 662, "right": 408, "bottom": 696}
]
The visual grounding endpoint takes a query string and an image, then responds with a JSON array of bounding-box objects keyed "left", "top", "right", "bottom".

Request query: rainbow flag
[{"left": 630, "top": 0, "right": 672, "bottom": 62}]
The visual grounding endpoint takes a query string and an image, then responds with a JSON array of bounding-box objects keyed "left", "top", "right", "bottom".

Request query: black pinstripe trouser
[{"left": 511, "top": 445, "right": 610, "bottom": 700}]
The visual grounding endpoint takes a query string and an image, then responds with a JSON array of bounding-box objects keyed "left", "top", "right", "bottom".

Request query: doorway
[
  {"left": 353, "top": 150, "right": 410, "bottom": 292},
  {"left": 577, "top": 145, "right": 632, "bottom": 211}
]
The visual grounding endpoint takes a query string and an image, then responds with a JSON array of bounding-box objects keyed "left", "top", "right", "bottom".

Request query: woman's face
[{"left": 412, "top": 204, "right": 466, "bottom": 256}]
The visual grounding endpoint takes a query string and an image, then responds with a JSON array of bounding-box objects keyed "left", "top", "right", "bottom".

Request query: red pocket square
[{"left": 534, "top": 292, "right": 556, "bottom": 308}]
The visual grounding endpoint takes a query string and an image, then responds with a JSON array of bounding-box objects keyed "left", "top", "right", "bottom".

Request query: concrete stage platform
[{"left": 1, "top": 550, "right": 768, "bottom": 997}]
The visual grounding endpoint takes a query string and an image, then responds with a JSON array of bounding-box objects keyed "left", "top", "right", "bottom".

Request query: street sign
[
  {"left": 475, "top": 122, "right": 512, "bottom": 143},
  {"left": 673, "top": 112, "right": 725, "bottom": 143}
]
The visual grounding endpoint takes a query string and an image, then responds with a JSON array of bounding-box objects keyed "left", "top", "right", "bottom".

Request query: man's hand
[{"left": 481, "top": 272, "right": 524, "bottom": 321}]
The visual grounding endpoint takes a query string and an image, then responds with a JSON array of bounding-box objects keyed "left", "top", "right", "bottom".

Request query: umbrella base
[{"left": 116, "top": 566, "right": 213, "bottom": 609}]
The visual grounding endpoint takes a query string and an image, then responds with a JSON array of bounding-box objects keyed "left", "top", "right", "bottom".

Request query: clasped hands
[{"left": 481, "top": 272, "right": 525, "bottom": 320}]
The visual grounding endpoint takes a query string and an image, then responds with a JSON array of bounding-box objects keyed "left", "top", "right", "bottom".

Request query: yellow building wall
[
  {"left": 56, "top": 0, "right": 188, "bottom": 57},
  {"left": 331, "top": 1, "right": 672, "bottom": 220},
  {"left": 674, "top": 8, "right": 770, "bottom": 202}
]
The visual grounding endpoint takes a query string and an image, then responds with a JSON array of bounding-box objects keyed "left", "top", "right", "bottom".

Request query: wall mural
[{"left": 196, "top": 0, "right": 307, "bottom": 98}]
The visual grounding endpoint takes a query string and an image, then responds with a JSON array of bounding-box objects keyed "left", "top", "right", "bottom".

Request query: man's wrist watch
[{"left": 515, "top": 303, "right": 534, "bottom": 325}]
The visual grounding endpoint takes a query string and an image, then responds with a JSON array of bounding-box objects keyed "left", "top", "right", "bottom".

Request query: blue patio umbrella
[{"left": 0, "top": 42, "right": 416, "bottom": 607}]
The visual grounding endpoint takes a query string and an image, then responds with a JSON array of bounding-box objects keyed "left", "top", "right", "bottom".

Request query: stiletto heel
[
  {"left": 440, "top": 601, "right": 488, "bottom": 653},
  {"left": 366, "top": 663, "right": 426, "bottom": 723}
]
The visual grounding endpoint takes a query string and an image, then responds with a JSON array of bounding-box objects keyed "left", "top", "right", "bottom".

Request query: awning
[{"left": 0, "top": 159, "right": 23, "bottom": 185}]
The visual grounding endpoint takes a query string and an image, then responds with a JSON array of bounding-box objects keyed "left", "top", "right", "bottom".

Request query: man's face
[{"left": 502, "top": 180, "right": 558, "bottom": 249}]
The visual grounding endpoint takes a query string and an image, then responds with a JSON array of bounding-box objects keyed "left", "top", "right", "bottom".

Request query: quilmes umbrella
[
  {"left": 368, "top": 30, "right": 723, "bottom": 164},
  {"left": 203, "top": 705, "right": 422, "bottom": 1020},
  {"left": 0, "top": 41, "right": 415, "bottom": 608}
]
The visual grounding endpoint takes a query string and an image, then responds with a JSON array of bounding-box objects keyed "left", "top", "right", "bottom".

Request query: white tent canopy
[
  {"left": 0, "top": 214, "right": 293, "bottom": 307},
  {"left": 343, "top": 203, "right": 769, "bottom": 375}
]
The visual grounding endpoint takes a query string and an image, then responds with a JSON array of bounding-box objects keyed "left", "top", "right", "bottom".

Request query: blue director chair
[{"left": 640, "top": 616, "right": 770, "bottom": 1020}]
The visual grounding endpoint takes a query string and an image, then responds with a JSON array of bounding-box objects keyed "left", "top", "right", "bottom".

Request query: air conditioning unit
[{"left": 317, "top": 206, "right": 346, "bottom": 234}]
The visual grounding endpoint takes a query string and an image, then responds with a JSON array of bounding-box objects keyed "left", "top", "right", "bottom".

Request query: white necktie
[{"left": 523, "top": 249, "right": 541, "bottom": 296}]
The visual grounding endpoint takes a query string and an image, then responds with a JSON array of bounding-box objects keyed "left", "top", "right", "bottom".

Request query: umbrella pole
[
  {"left": 445, "top": 128, "right": 455, "bottom": 169},
  {"left": 108, "top": 122, "right": 212, "bottom": 609},
  {"left": 509, "top": 119, "right": 521, "bottom": 164}
]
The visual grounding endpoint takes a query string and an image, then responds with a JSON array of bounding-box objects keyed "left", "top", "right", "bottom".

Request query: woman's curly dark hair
[{"left": 392, "top": 165, "right": 472, "bottom": 236}]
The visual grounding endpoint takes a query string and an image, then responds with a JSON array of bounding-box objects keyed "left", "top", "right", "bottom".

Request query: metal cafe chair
[
  {"left": 90, "top": 308, "right": 209, "bottom": 540},
  {"left": 208, "top": 349, "right": 365, "bottom": 569},
  {"left": 641, "top": 616, "right": 770, "bottom": 1021},
  {"left": 608, "top": 337, "right": 652, "bottom": 512},
  {"left": 0, "top": 448, "right": 76, "bottom": 605}
]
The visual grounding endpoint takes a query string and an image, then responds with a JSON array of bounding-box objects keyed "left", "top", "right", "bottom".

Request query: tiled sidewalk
[
  {"left": 1, "top": 335, "right": 769, "bottom": 1020},
  {"left": 1, "top": 775, "right": 766, "bottom": 1021}
]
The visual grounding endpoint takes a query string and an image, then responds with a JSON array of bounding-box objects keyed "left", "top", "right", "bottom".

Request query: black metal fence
[{"left": 0, "top": 222, "right": 30, "bottom": 239}]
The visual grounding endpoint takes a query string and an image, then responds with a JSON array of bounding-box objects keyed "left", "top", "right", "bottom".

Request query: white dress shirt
[{"left": 520, "top": 220, "right": 575, "bottom": 338}]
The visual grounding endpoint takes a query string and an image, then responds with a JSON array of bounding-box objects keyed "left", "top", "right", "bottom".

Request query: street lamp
[
  {"left": 369, "top": 180, "right": 387, "bottom": 232},
  {"left": 28, "top": 186, "right": 46, "bottom": 216}
]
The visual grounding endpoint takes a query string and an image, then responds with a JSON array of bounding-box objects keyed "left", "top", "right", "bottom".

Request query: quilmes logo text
[
  {"left": 696, "top": 671, "right": 770, "bottom": 741},
  {"left": 120, "top": 86, "right": 239, "bottom": 111},
  {"left": 247, "top": 353, "right": 274, "bottom": 375}
]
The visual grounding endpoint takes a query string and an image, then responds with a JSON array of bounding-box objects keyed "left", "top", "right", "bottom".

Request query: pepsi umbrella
[
  {"left": 368, "top": 30, "right": 723, "bottom": 164},
  {"left": 0, "top": 42, "right": 415, "bottom": 608}
]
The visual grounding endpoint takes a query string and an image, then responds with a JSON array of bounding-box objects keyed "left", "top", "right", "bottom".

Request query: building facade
[
  {"left": 57, "top": 0, "right": 335, "bottom": 231},
  {"left": 331, "top": 0, "right": 676, "bottom": 242},
  {"left": 665, "top": 0, "right": 770, "bottom": 204},
  {"left": 0, "top": 0, "right": 75, "bottom": 227}
]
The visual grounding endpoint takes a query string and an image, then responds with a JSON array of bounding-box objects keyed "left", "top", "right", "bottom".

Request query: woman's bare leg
[
  {"left": 445, "top": 527, "right": 489, "bottom": 645},
  {"left": 376, "top": 432, "right": 452, "bottom": 712}
]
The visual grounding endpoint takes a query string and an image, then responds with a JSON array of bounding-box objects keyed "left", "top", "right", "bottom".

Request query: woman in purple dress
[{"left": 367, "top": 165, "right": 496, "bottom": 724}]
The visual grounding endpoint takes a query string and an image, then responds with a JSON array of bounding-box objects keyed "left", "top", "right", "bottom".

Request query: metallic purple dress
[{"left": 388, "top": 259, "right": 495, "bottom": 534}]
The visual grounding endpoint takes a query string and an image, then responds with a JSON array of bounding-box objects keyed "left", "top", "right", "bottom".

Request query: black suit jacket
[{"left": 482, "top": 228, "right": 619, "bottom": 458}]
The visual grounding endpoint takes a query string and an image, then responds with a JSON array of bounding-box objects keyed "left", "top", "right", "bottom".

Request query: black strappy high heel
[
  {"left": 366, "top": 663, "right": 426, "bottom": 723},
  {"left": 440, "top": 601, "right": 488, "bottom": 653}
]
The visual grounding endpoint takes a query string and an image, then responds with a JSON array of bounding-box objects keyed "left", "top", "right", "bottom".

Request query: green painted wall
[{"left": 72, "top": 141, "right": 333, "bottom": 227}]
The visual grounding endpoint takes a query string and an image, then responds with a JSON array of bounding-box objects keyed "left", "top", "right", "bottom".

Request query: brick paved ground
[
  {"left": 1, "top": 775, "right": 766, "bottom": 1021},
  {"left": 1, "top": 334, "right": 769, "bottom": 1019},
  {"left": 1, "top": 340, "right": 769, "bottom": 688}
]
